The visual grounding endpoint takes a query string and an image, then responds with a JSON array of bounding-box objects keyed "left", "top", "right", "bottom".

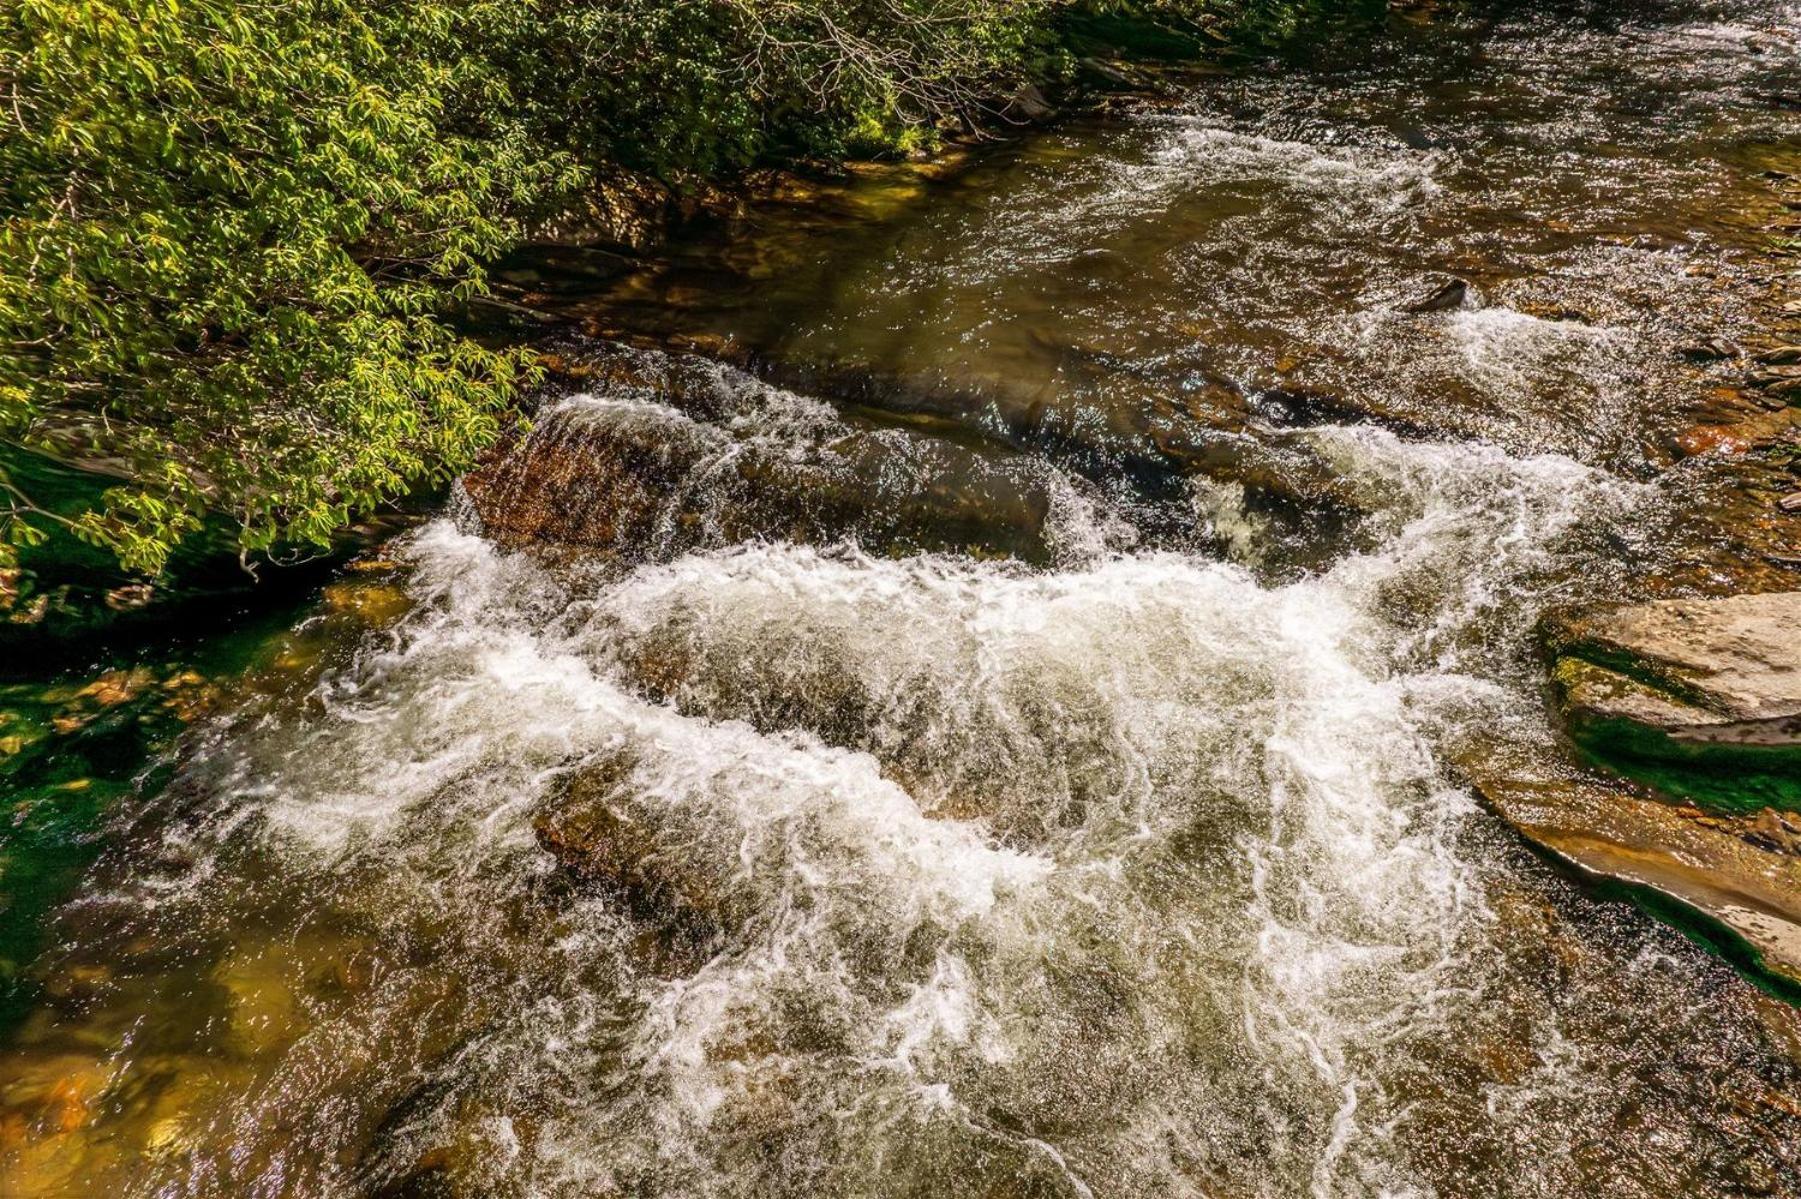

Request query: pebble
[{"left": 1778, "top": 492, "right": 1801, "bottom": 513}]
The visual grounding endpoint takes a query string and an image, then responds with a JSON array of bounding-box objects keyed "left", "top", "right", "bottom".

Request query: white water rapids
[
  {"left": 73, "top": 408, "right": 1785, "bottom": 1197},
  {"left": 11, "top": 2, "right": 1801, "bottom": 1193}
]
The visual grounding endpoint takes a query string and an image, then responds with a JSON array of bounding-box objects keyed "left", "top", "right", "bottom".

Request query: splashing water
[
  {"left": 6, "top": 1, "right": 1801, "bottom": 1195},
  {"left": 10, "top": 410, "right": 1794, "bottom": 1198}
]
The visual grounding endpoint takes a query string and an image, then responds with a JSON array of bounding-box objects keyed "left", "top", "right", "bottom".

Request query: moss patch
[
  {"left": 1568, "top": 716, "right": 1801, "bottom": 813},
  {"left": 1548, "top": 647, "right": 1801, "bottom": 814}
]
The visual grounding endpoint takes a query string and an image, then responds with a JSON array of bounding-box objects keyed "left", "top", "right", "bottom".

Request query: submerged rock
[
  {"left": 462, "top": 344, "right": 1061, "bottom": 565},
  {"left": 1400, "top": 276, "right": 1470, "bottom": 314},
  {"left": 535, "top": 758, "right": 704, "bottom": 916},
  {"left": 749, "top": 351, "right": 1375, "bottom": 527},
  {"left": 1543, "top": 592, "right": 1801, "bottom": 797},
  {"left": 533, "top": 755, "right": 732, "bottom": 974}
]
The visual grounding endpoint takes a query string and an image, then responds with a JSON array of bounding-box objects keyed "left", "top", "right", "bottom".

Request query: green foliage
[
  {"left": 1, "top": 1, "right": 576, "bottom": 575},
  {"left": 486, "top": 0, "right": 1068, "bottom": 175},
  {"left": 1, "top": 0, "right": 1299, "bottom": 580}
]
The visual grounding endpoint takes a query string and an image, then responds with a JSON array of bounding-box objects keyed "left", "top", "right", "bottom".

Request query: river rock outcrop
[
  {"left": 1543, "top": 591, "right": 1801, "bottom": 801},
  {"left": 462, "top": 343, "right": 1062, "bottom": 564},
  {"left": 1499, "top": 591, "right": 1801, "bottom": 985},
  {"left": 1467, "top": 751, "right": 1801, "bottom": 987}
]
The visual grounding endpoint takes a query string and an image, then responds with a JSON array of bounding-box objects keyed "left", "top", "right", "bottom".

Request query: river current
[{"left": 3, "top": 1, "right": 1800, "bottom": 1196}]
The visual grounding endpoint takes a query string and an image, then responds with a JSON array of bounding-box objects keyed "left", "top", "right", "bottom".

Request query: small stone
[
  {"left": 1400, "top": 277, "right": 1469, "bottom": 313},
  {"left": 160, "top": 684, "right": 220, "bottom": 724},
  {"left": 143, "top": 1116, "right": 188, "bottom": 1156},
  {"left": 40, "top": 962, "right": 113, "bottom": 1003},
  {"left": 321, "top": 581, "right": 412, "bottom": 627},
  {"left": 1749, "top": 808, "right": 1797, "bottom": 853},
  {"left": 77, "top": 668, "right": 153, "bottom": 708},
  {"left": 1671, "top": 425, "right": 1752, "bottom": 457},
  {"left": 1779, "top": 491, "right": 1801, "bottom": 513},
  {"left": 0, "top": 1054, "right": 114, "bottom": 1135},
  {"left": 213, "top": 949, "right": 305, "bottom": 1057}
]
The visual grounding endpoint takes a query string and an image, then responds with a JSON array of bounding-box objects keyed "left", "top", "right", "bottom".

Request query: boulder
[
  {"left": 1465, "top": 751, "right": 1801, "bottom": 986},
  {"left": 535, "top": 756, "right": 716, "bottom": 920},
  {"left": 534, "top": 755, "right": 739, "bottom": 956},
  {"left": 1543, "top": 591, "right": 1801, "bottom": 811},
  {"left": 461, "top": 345, "right": 1060, "bottom": 564}
]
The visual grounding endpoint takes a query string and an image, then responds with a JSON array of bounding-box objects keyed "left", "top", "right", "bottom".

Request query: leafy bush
[
  {"left": 1, "top": 0, "right": 1276, "bottom": 581},
  {"left": 1, "top": 1, "right": 576, "bottom": 575}
]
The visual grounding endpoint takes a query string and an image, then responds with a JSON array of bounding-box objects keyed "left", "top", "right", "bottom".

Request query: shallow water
[{"left": 4, "top": 1, "right": 1801, "bottom": 1196}]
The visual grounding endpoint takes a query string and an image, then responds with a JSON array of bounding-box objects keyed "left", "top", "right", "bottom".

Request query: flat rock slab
[
  {"left": 1545, "top": 591, "right": 1801, "bottom": 760},
  {"left": 1512, "top": 591, "right": 1801, "bottom": 984},
  {"left": 1465, "top": 748, "right": 1801, "bottom": 987}
]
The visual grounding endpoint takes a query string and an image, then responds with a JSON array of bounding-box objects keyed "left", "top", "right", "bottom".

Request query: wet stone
[
  {"left": 1543, "top": 591, "right": 1801, "bottom": 811},
  {"left": 1400, "top": 276, "right": 1471, "bottom": 314},
  {"left": 462, "top": 343, "right": 1062, "bottom": 565},
  {"left": 1546, "top": 593, "right": 1801, "bottom": 730},
  {"left": 534, "top": 755, "right": 731, "bottom": 940},
  {"left": 1463, "top": 754, "right": 1801, "bottom": 988},
  {"left": 320, "top": 580, "right": 413, "bottom": 628}
]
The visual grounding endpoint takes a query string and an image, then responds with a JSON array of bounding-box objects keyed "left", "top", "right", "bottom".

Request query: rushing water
[{"left": 5, "top": 1, "right": 1801, "bottom": 1196}]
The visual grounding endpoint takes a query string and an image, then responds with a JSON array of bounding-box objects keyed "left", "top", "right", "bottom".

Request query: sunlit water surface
[{"left": 4, "top": 1, "right": 1800, "bottom": 1196}]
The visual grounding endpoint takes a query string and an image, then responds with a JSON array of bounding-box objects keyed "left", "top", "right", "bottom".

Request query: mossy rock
[{"left": 1543, "top": 592, "right": 1801, "bottom": 812}]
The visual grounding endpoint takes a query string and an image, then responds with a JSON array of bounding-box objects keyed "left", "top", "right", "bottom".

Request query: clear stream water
[{"left": 3, "top": 1, "right": 1801, "bottom": 1196}]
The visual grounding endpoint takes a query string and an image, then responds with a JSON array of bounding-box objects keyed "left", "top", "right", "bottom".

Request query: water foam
[{"left": 100, "top": 419, "right": 1655, "bottom": 1197}]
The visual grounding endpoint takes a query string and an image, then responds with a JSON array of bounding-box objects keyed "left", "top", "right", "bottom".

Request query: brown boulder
[
  {"left": 462, "top": 345, "right": 1059, "bottom": 563},
  {"left": 1544, "top": 591, "right": 1801, "bottom": 759}
]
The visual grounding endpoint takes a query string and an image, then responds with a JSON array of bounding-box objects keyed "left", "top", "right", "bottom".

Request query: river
[{"left": 3, "top": 1, "right": 1800, "bottom": 1195}]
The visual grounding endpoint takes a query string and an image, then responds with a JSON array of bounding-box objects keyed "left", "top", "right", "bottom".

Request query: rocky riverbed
[{"left": 4, "top": 1, "right": 1801, "bottom": 1196}]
